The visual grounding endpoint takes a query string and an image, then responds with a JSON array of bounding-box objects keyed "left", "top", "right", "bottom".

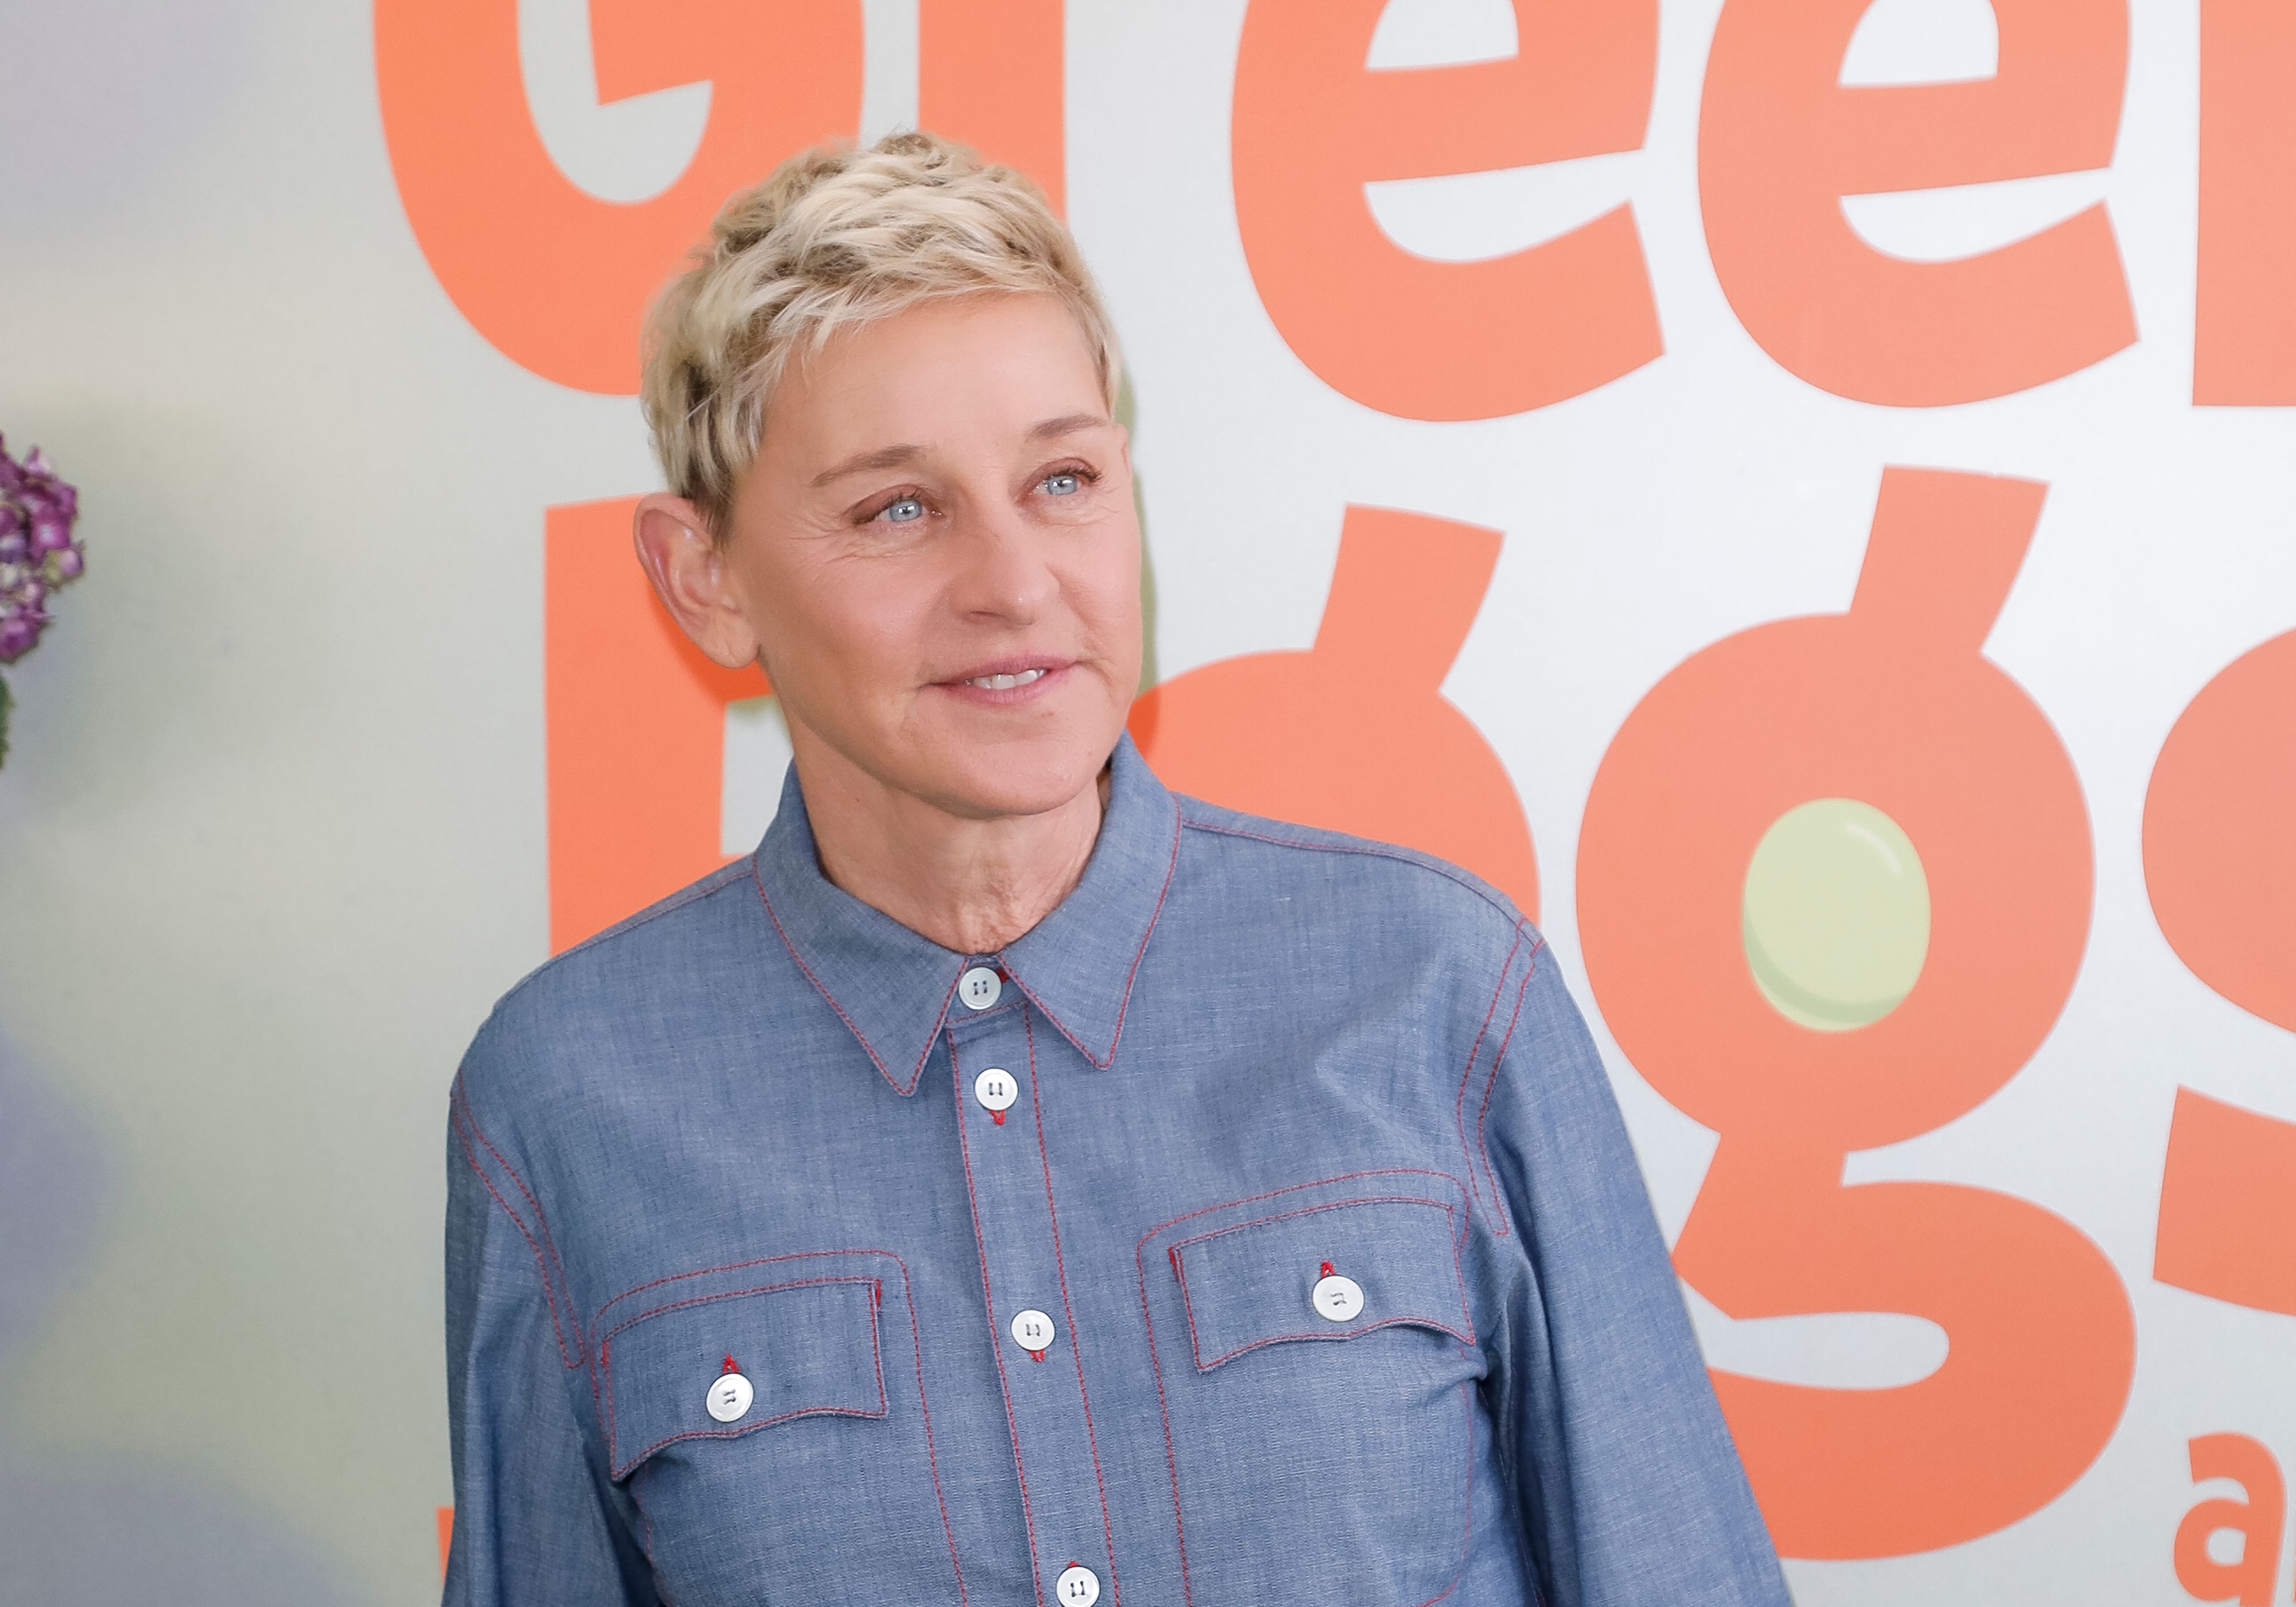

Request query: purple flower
[
  {"left": 0, "top": 611, "right": 42, "bottom": 662},
  {"left": 0, "top": 433, "right": 84, "bottom": 668}
]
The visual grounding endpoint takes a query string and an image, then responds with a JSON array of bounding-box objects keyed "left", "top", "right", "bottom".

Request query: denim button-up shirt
[{"left": 444, "top": 737, "right": 1788, "bottom": 1607}]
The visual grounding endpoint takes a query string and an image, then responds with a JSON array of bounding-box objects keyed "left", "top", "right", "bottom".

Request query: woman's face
[{"left": 708, "top": 293, "right": 1141, "bottom": 823}]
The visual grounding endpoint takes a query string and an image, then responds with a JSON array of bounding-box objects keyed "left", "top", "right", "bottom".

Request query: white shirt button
[
  {"left": 1055, "top": 1563, "right": 1101, "bottom": 1605},
  {"left": 1312, "top": 1273, "right": 1365, "bottom": 1323},
  {"left": 705, "top": 1370, "right": 754, "bottom": 1423},
  {"left": 974, "top": 1067, "right": 1018, "bottom": 1113},
  {"left": 1010, "top": 1308, "right": 1057, "bottom": 1353},
  {"left": 959, "top": 966, "right": 1003, "bottom": 1010}
]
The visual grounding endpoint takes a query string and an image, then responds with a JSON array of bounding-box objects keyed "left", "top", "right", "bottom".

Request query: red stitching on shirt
[
  {"left": 490, "top": 859, "right": 751, "bottom": 1013},
  {"left": 595, "top": 1250, "right": 969, "bottom": 1600},
  {"left": 1174, "top": 812, "right": 1535, "bottom": 1238},
  {"left": 595, "top": 1247, "right": 912, "bottom": 1329},
  {"left": 1177, "top": 815, "right": 1519, "bottom": 923},
  {"left": 1135, "top": 1237, "right": 1196, "bottom": 1607},
  {"left": 596, "top": 1275, "right": 883, "bottom": 1352},
  {"left": 1134, "top": 1168, "right": 1473, "bottom": 1607},
  {"left": 1138, "top": 1227, "right": 1479, "bottom": 1607},
  {"left": 1168, "top": 1198, "right": 1474, "bottom": 1369},
  {"left": 611, "top": 1388, "right": 885, "bottom": 1482},
  {"left": 587, "top": 1248, "right": 965, "bottom": 1597},
  {"left": 449, "top": 1081, "right": 581, "bottom": 1369},
  {"left": 749, "top": 857, "right": 957, "bottom": 1097},
  {"left": 588, "top": 1297, "right": 610, "bottom": 1449},
  {"left": 949, "top": 1036, "right": 1048, "bottom": 1607},
  {"left": 1107, "top": 797, "right": 1184, "bottom": 1060},
  {"left": 1007, "top": 794, "right": 1183, "bottom": 1070},
  {"left": 1453, "top": 923, "right": 1529, "bottom": 1231},
  {"left": 592, "top": 1249, "right": 969, "bottom": 1598},
  {"left": 865, "top": 1287, "right": 886, "bottom": 1424},
  {"left": 458, "top": 1086, "right": 579, "bottom": 1323},
  {"left": 1416, "top": 1378, "right": 1477, "bottom": 1607},
  {"left": 637, "top": 1498, "right": 670, "bottom": 1605},
  {"left": 898, "top": 1267, "right": 975, "bottom": 1606},
  {"left": 1188, "top": 1314, "right": 1477, "bottom": 1373},
  {"left": 1134, "top": 1168, "right": 1471, "bottom": 1250},
  {"left": 1169, "top": 1196, "right": 1459, "bottom": 1271},
  {"left": 1025, "top": 1010, "right": 1123, "bottom": 1602},
  {"left": 599, "top": 1275, "right": 887, "bottom": 1477},
  {"left": 1472, "top": 939, "right": 1545, "bottom": 1230}
]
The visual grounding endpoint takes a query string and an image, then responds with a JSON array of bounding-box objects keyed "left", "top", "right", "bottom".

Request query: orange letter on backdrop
[
  {"left": 1700, "top": 0, "right": 2135, "bottom": 405},
  {"left": 1231, "top": 0, "right": 1662, "bottom": 420},
  {"left": 2195, "top": 0, "right": 2296, "bottom": 403},
  {"left": 2147, "top": 629, "right": 2296, "bottom": 1315},
  {"left": 921, "top": 0, "right": 1064, "bottom": 213},
  {"left": 545, "top": 498, "right": 765, "bottom": 951},
  {"left": 375, "top": 0, "right": 861, "bottom": 393},
  {"left": 1130, "top": 505, "right": 1537, "bottom": 916},
  {"left": 1578, "top": 468, "right": 2132, "bottom": 1557},
  {"left": 2172, "top": 1434, "right": 2285, "bottom": 1606}
]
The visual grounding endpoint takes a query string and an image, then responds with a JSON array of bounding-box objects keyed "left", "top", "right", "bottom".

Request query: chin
[{"left": 909, "top": 734, "right": 1112, "bottom": 822}]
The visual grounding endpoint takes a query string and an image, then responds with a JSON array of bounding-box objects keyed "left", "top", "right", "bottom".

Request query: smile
[{"left": 964, "top": 668, "right": 1048, "bottom": 691}]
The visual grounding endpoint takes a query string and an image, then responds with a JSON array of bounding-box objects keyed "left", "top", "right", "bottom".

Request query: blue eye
[
  {"left": 881, "top": 496, "right": 925, "bottom": 524},
  {"left": 1042, "top": 471, "right": 1081, "bottom": 496}
]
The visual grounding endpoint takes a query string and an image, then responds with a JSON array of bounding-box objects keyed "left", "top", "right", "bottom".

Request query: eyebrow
[
  {"left": 1026, "top": 411, "right": 1110, "bottom": 442},
  {"left": 807, "top": 414, "right": 1111, "bottom": 489},
  {"left": 810, "top": 443, "right": 924, "bottom": 489}
]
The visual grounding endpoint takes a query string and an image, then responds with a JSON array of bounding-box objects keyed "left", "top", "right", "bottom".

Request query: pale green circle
[{"left": 1742, "top": 798, "right": 1931, "bottom": 1032}]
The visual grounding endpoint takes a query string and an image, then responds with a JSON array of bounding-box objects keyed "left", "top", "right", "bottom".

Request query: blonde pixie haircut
[{"left": 642, "top": 130, "right": 1122, "bottom": 541}]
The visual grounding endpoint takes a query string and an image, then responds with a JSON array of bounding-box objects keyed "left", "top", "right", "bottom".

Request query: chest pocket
[
  {"left": 601, "top": 1276, "right": 885, "bottom": 1478},
  {"left": 595, "top": 1251, "right": 962, "bottom": 1607},
  {"left": 1141, "top": 1174, "right": 1484, "bottom": 1607}
]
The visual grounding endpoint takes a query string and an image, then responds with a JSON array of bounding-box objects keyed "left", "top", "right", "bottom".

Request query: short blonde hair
[{"left": 642, "top": 130, "right": 1122, "bottom": 539}]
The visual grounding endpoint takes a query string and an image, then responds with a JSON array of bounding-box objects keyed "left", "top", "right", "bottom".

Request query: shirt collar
[{"left": 747, "top": 734, "right": 1182, "bottom": 1095}]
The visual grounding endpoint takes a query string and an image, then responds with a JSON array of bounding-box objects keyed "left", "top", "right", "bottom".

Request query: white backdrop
[{"left": 1, "top": 2, "right": 2290, "bottom": 1602}]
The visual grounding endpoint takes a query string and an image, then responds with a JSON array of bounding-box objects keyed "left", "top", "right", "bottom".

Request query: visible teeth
[{"left": 967, "top": 668, "right": 1046, "bottom": 691}]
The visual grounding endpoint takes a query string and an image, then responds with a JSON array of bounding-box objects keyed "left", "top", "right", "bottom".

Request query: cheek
[
  {"left": 1067, "top": 518, "right": 1145, "bottom": 640},
  {"left": 761, "top": 564, "right": 932, "bottom": 708}
]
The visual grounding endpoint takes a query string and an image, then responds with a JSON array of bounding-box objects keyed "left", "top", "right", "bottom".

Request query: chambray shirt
[{"left": 444, "top": 736, "right": 1788, "bottom": 1607}]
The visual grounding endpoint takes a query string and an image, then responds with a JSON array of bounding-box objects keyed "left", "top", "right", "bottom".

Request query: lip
[{"left": 930, "top": 655, "right": 1074, "bottom": 705}]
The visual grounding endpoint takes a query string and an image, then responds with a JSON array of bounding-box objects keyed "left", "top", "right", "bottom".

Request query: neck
[{"left": 788, "top": 732, "right": 1109, "bottom": 956}]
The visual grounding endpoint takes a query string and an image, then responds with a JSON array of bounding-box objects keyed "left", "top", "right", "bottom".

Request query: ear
[{"left": 633, "top": 493, "right": 762, "bottom": 670}]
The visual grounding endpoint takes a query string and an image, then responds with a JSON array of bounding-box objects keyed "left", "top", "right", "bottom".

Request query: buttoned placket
[{"left": 946, "top": 978, "right": 1120, "bottom": 1607}]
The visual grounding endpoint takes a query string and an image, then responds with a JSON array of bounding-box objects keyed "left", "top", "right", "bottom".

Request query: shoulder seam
[
  {"left": 1453, "top": 920, "right": 1536, "bottom": 1236},
  {"left": 1469, "top": 935, "right": 1546, "bottom": 1228},
  {"left": 1178, "top": 816, "right": 1521, "bottom": 926},
  {"left": 494, "top": 858, "right": 754, "bottom": 1013},
  {"left": 450, "top": 1077, "right": 584, "bottom": 1368}
]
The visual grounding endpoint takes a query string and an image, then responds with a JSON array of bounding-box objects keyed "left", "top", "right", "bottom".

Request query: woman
[{"left": 444, "top": 132, "right": 1787, "bottom": 1607}]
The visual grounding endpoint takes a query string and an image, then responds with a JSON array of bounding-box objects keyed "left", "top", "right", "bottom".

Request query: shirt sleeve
[
  {"left": 444, "top": 1082, "right": 657, "bottom": 1607},
  {"left": 1477, "top": 947, "right": 1791, "bottom": 1607}
]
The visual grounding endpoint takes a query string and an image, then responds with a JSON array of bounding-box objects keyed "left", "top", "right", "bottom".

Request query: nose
[{"left": 945, "top": 503, "right": 1057, "bottom": 626}]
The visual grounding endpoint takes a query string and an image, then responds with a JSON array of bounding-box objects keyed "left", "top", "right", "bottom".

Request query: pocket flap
[
  {"left": 599, "top": 1275, "right": 886, "bottom": 1478},
  {"left": 1171, "top": 1195, "right": 1472, "bottom": 1370}
]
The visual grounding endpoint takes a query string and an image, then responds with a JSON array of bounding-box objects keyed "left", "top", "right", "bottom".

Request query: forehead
[{"left": 767, "top": 293, "right": 1108, "bottom": 459}]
